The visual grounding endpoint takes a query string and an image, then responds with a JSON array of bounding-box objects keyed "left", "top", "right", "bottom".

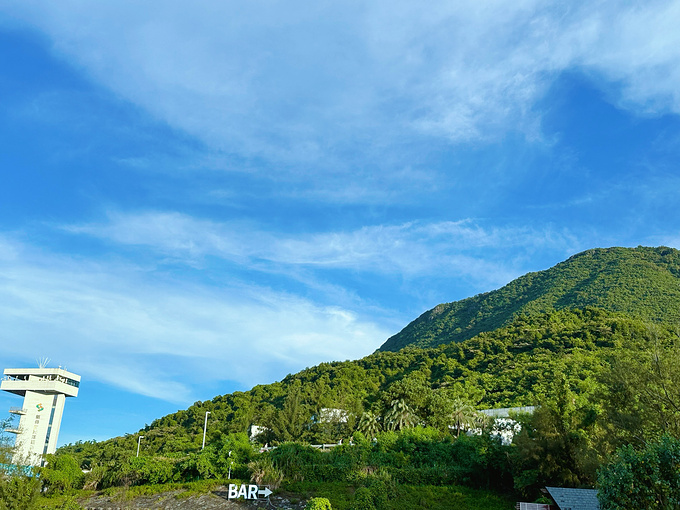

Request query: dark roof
[{"left": 545, "top": 487, "right": 599, "bottom": 510}]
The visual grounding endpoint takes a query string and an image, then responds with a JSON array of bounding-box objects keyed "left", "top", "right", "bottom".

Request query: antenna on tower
[{"left": 37, "top": 357, "right": 51, "bottom": 369}]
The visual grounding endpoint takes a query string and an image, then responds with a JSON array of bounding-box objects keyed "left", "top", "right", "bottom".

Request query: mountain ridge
[{"left": 379, "top": 246, "right": 680, "bottom": 351}]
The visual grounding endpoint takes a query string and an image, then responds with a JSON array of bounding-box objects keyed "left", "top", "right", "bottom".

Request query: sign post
[{"left": 227, "top": 483, "right": 273, "bottom": 500}]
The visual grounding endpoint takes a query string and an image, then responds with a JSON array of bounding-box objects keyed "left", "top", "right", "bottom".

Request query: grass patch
[
  {"left": 283, "top": 481, "right": 514, "bottom": 510},
  {"left": 389, "top": 485, "right": 514, "bottom": 510},
  {"left": 284, "top": 482, "right": 355, "bottom": 510},
  {"left": 37, "top": 491, "right": 95, "bottom": 509}
]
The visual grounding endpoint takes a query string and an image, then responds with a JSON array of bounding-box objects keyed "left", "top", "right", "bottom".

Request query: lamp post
[
  {"left": 202, "top": 411, "right": 211, "bottom": 450},
  {"left": 136, "top": 435, "right": 144, "bottom": 457}
]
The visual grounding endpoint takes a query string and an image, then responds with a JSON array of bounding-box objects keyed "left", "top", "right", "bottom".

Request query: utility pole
[
  {"left": 137, "top": 435, "right": 144, "bottom": 457},
  {"left": 202, "top": 411, "right": 211, "bottom": 450}
]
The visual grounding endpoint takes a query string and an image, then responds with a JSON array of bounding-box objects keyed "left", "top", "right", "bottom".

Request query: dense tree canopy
[
  {"left": 35, "top": 306, "right": 675, "bottom": 505},
  {"left": 381, "top": 246, "right": 680, "bottom": 351},
  {"left": 598, "top": 435, "right": 680, "bottom": 510}
]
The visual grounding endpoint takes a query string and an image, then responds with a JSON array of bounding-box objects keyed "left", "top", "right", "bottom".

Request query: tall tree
[
  {"left": 512, "top": 371, "right": 600, "bottom": 496},
  {"left": 384, "top": 399, "right": 418, "bottom": 431},
  {"left": 601, "top": 328, "right": 680, "bottom": 447},
  {"left": 357, "top": 411, "right": 382, "bottom": 438},
  {"left": 269, "top": 382, "right": 311, "bottom": 443},
  {"left": 449, "top": 398, "right": 476, "bottom": 438},
  {"left": 598, "top": 435, "right": 680, "bottom": 510}
]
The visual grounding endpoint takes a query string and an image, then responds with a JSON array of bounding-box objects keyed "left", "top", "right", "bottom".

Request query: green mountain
[
  {"left": 42, "top": 246, "right": 680, "bottom": 505},
  {"left": 60, "top": 307, "right": 665, "bottom": 459},
  {"left": 379, "top": 246, "right": 680, "bottom": 352}
]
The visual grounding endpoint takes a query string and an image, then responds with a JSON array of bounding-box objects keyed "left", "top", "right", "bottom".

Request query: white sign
[{"left": 227, "top": 484, "right": 273, "bottom": 500}]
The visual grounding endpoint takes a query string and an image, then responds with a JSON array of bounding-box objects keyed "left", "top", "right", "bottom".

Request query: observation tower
[{"left": 1, "top": 366, "right": 80, "bottom": 466}]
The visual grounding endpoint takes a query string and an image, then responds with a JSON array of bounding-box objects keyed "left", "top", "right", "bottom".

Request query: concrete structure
[{"left": 1, "top": 367, "right": 80, "bottom": 466}]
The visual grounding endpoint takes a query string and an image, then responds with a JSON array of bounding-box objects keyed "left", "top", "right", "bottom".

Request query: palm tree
[
  {"left": 357, "top": 411, "right": 382, "bottom": 438},
  {"left": 471, "top": 410, "right": 491, "bottom": 430},
  {"left": 450, "top": 399, "right": 476, "bottom": 437},
  {"left": 385, "top": 399, "right": 419, "bottom": 431}
]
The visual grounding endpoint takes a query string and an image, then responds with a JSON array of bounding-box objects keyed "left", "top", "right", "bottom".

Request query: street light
[
  {"left": 137, "top": 435, "right": 144, "bottom": 457},
  {"left": 202, "top": 411, "right": 211, "bottom": 450}
]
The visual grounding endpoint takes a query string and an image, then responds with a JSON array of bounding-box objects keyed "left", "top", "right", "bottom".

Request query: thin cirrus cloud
[
  {"left": 0, "top": 234, "right": 391, "bottom": 402},
  {"left": 64, "top": 211, "right": 579, "bottom": 284},
  {"left": 4, "top": 0, "right": 680, "bottom": 177}
]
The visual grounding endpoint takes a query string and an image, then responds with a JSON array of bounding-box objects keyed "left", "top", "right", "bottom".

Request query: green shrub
[
  {"left": 41, "top": 455, "right": 85, "bottom": 494},
  {"left": 248, "top": 456, "right": 284, "bottom": 489},
  {"left": 51, "top": 496, "right": 85, "bottom": 509},
  {"left": 365, "top": 478, "right": 388, "bottom": 509},
  {"left": 82, "top": 465, "right": 106, "bottom": 490},
  {"left": 352, "top": 487, "right": 375, "bottom": 510},
  {"left": 0, "top": 474, "right": 40, "bottom": 510},
  {"left": 306, "top": 496, "right": 332, "bottom": 510},
  {"left": 122, "top": 456, "right": 178, "bottom": 485},
  {"left": 269, "top": 443, "right": 325, "bottom": 482},
  {"left": 176, "top": 449, "right": 216, "bottom": 481}
]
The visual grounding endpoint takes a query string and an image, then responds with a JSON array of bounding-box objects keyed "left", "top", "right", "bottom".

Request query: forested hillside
[
  {"left": 61, "top": 308, "right": 673, "bottom": 459},
  {"left": 11, "top": 247, "right": 680, "bottom": 508},
  {"left": 44, "top": 305, "right": 680, "bottom": 508},
  {"left": 380, "top": 246, "right": 680, "bottom": 351}
]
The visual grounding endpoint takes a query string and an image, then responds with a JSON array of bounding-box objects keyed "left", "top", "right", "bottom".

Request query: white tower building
[{"left": 1, "top": 367, "right": 80, "bottom": 466}]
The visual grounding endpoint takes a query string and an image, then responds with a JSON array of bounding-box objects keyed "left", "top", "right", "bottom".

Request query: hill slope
[
  {"left": 59, "top": 307, "right": 665, "bottom": 459},
  {"left": 379, "top": 246, "right": 680, "bottom": 351}
]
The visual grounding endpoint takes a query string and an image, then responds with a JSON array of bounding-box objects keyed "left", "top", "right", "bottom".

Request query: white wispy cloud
[
  {"left": 0, "top": 234, "right": 390, "bottom": 403},
  {"left": 0, "top": 214, "right": 578, "bottom": 404},
  {"left": 575, "top": 1, "right": 680, "bottom": 113},
  {"left": 64, "top": 211, "right": 580, "bottom": 288},
  {"left": 4, "top": 0, "right": 680, "bottom": 178}
]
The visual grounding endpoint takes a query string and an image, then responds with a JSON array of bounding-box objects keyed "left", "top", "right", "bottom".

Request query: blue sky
[{"left": 2, "top": 1, "right": 680, "bottom": 445}]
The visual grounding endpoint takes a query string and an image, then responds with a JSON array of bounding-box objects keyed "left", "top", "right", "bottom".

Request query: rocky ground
[{"left": 79, "top": 486, "right": 309, "bottom": 510}]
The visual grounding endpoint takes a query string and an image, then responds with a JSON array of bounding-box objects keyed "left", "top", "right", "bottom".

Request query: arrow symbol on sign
[{"left": 258, "top": 487, "right": 273, "bottom": 498}]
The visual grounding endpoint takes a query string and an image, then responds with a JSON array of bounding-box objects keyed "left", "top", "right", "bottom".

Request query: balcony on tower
[{"left": 1, "top": 368, "right": 80, "bottom": 398}]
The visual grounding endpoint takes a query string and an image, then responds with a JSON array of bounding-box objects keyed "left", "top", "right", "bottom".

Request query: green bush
[
  {"left": 0, "top": 474, "right": 40, "bottom": 510},
  {"left": 365, "top": 478, "right": 388, "bottom": 510},
  {"left": 44, "top": 496, "right": 85, "bottom": 509},
  {"left": 248, "top": 455, "right": 284, "bottom": 489},
  {"left": 352, "top": 487, "right": 376, "bottom": 510},
  {"left": 269, "top": 443, "right": 325, "bottom": 482},
  {"left": 41, "top": 455, "right": 85, "bottom": 495},
  {"left": 306, "top": 496, "right": 333, "bottom": 510},
  {"left": 213, "top": 433, "right": 257, "bottom": 479},
  {"left": 177, "top": 450, "right": 215, "bottom": 481}
]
